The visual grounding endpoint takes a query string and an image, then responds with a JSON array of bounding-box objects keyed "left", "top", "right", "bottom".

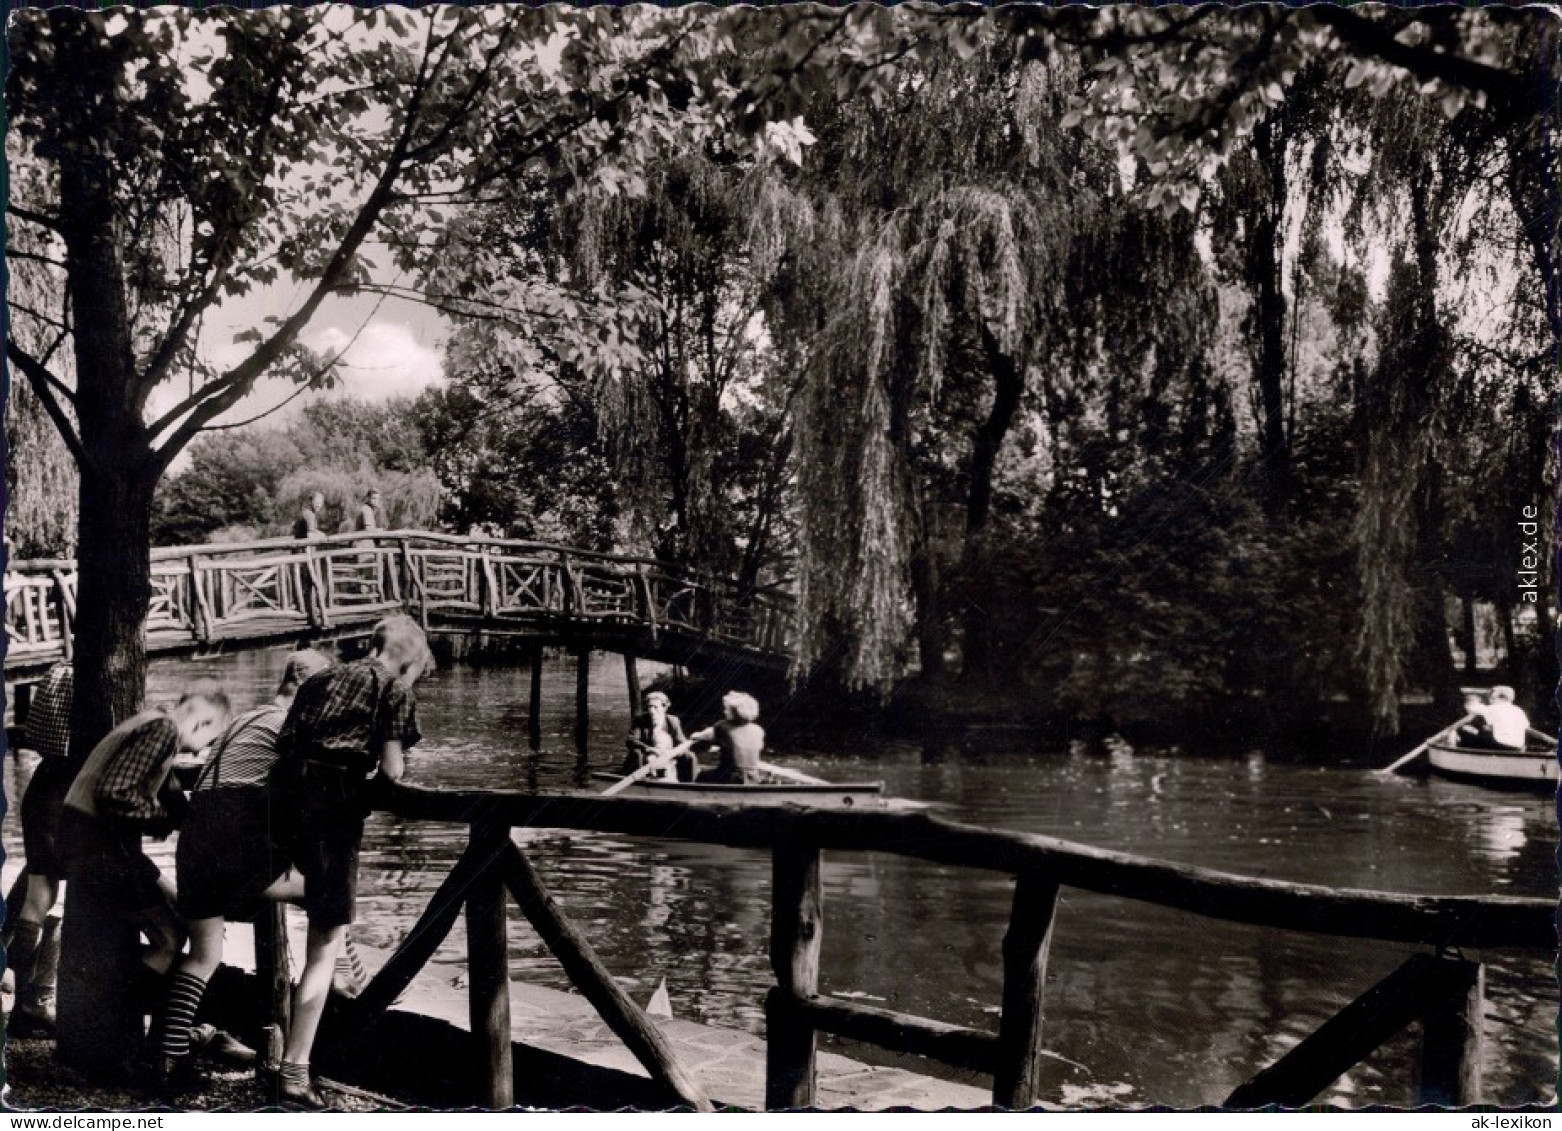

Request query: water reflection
[{"left": 1, "top": 648, "right": 1547, "bottom": 1109}]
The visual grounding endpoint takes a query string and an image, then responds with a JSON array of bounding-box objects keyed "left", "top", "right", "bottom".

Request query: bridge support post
[
  {"left": 623, "top": 652, "right": 642, "bottom": 717},
  {"left": 527, "top": 648, "right": 543, "bottom": 752},
  {"left": 574, "top": 649, "right": 591, "bottom": 757}
]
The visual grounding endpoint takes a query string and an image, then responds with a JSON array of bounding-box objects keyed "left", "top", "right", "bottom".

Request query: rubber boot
[
  {"left": 17, "top": 916, "right": 59, "bottom": 1035},
  {"left": 7, "top": 918, "right": 53, "bottom": 1038}
]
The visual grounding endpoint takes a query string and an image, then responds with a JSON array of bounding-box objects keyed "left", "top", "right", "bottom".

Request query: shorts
[
  {"left": 20, "top": 756, "right": 78, "bottom": 880},
  {"left": 268, "top": 760, "right": 370, "bottom": 929},
  {"left": 56, "top": 806, "right": 168, "bottom": 912},
  {"left": 177, "top": 787, "right": 287, "bottom": 922}
]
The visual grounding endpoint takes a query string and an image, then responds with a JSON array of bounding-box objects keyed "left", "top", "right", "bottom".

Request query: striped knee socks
[{"left": 160, "top": 970, "right": 208, "bottom": 1061}]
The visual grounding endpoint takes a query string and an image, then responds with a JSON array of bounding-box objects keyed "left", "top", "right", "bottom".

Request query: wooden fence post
[
  {"left": 1418, "top": 959, "right": 1484, "bottom": 1106},
  {"left": 189, "top": 554, "right": 214, "bottom": 644},
  {"left": 253, "top": 903, "right": 293, "bottom": 1052},
  {"left": 302, "top": 550, "right": 326, "bottom": 630},
  {"left": 634, "top": 564, "right": 657, "bottom": 641},
  {"left": 51, "top": 570, "right": 74, "bottom": 660},
  {"left": 393, "top": 539, "right": 410, "bottom": 606},
  {"left": 559, "top": 552, "right": 575, "bottom": 618},
  {"left": 992, "top": 872, "right": 1060, "bottom": 1109},
  {"left": 766, "top": 842, "right": 823, "bottom": 1110},
  {"left": 480, "top": 549, "right": 499, "bottom": 619},
  {"left": 466, "top": 823, "right": 514, "bottom": 1109}
]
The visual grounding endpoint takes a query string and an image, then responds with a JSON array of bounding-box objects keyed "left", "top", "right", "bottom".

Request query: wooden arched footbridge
[{"left": 3, "top": 532, "right": 793, "bottom": 682}]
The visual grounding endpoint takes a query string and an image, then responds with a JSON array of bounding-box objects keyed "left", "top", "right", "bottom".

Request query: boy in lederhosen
[
  {"left": 154, "top": 649, "right": 333, "bottom": 1094},
  {"left": 267, "top": 615, "right": 431, "bottom": 1109}
]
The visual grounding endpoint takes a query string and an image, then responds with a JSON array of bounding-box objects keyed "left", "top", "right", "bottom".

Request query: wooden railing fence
[
  {"left": 4, "top": 532, "right": 793, "bottom": 674},
  {"left": 250, "top": 787, "right": 1553, "bottom": 1111}
]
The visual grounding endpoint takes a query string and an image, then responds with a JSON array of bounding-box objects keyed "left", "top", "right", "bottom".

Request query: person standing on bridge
[
  {"left": 293, "top": 491, "right": 326, "bottom": 540},
  {"left": 353, "top": 488, "right": 382, "bottom": 538},
  {"left": 266, "top": 614, "right": 432, "bottom": 1110},
  {"left": 4, "top": 660, "right": 75, "bottom": 1038}
]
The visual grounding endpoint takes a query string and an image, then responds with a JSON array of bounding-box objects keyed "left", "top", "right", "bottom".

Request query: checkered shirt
[
  {"left": 277, "top": 657, "right": 420, "bottom": 778},
  {"left": 94, "top": 714, "right": 181, "bottom": 825},
  {"left": 196, "top": 703, "right": 286, "bottom": 791},
  {"left": 22, "top": 663, "right": 73, "bottom": 760}
]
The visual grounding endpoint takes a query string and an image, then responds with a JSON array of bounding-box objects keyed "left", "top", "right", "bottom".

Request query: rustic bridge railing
[
  {"left": 3, "top": 532, "right": 793, "bottom": 674},
  {"left": 259, "top": 787, "right": 1554, "bottom": 1111}
]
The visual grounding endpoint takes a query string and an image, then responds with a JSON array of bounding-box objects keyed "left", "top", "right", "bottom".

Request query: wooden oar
[
  {"left": 758, "top": 759, "right": 831, "bottom": 786},
  {"left": 601, "top": 750, "right": 678, "bottom": 796},
  {"left": 1377, "top": 715, "right": 1473, "bottom": 775}
]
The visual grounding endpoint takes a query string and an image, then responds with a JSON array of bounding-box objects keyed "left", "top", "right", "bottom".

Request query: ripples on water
[{"left": 4, "top": 650, "right": 1549, "bottom": 1108}]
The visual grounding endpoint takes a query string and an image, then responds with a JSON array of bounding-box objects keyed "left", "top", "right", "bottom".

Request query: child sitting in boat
[
  {"left": 683, "top": 691, "right": 765, "bottom": 786},
  {"left": 621, "top": 691, "right": 694, "bottom": 782}
]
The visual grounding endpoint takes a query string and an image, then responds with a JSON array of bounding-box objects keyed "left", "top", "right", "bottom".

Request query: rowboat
[
  {"left": 589, "top": 772, "right": 902, "bottom": 809},
  {"left": 1425, "top": 727, "right": 1558, "bottom": 790}
]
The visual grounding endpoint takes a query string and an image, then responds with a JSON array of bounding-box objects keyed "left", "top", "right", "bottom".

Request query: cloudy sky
[{"left": 144, "top": 285, "right": 448, "bottom": 444}]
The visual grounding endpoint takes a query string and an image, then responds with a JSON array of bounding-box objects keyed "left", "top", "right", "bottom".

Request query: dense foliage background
[{"left": 7, "top": 6, "right": 1555, "bottom": 742}]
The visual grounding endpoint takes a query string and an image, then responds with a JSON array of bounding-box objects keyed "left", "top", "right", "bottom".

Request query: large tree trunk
[
  {"left": 71, "top": 464, "right": 156, "bottom": 745},
  {"left": 55, "top": 135, "right": 162, "bottom": 1075},
  {"left": 60, "top": 144, "right": 154, "bottom": 751},
  {"left": 960, "top": 326, "right": 1025, "bottom": 679}
]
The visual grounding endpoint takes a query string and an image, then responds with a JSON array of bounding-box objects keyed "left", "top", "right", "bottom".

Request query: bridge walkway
[{"left": 4, "top": 531, "right": 794, "bottom": 685}]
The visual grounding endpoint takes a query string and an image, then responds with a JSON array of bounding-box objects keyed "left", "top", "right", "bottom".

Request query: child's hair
[
  {"left": 1489, "top": 685, "right": 1516, "bottom": 703},
  {"left": 278, "top": 649, "right": 333, "bottom": 697},
  {"left": 177, "top": 680, "right": 231, "bottom": 717},
  {"left": 371, "top": 614, "right": 435, "bottom": 676},
  {"left": 645, "top": 691, "right": 671, "bottom": 709},
  {"left": 722, "top": 691, "right": 760, "bottom": 724}
]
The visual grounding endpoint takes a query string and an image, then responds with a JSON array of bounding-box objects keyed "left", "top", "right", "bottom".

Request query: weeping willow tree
[
  {"left": 1064, "top": 8, "right": 1558, "bottom": 733},
  {"left": 780, "top": 35, "right": 1125, "bottom": 688},
  {"left": 1335, "top": 74, "right": 1553, "bottom": 732},
  {"left": 549, "top": 157, "right": 807, "bottom": 585},
  {"left": 423, "top": 149, "right": 809, "bottom": 589},
  {"left": 4, "top": 233, "right": 79, "bottom": 557},
  {"left": 5, "top": 380, "right": 79, "bottom": 559}
]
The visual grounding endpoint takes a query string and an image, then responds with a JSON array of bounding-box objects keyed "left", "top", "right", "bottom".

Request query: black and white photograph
[{"left": 1, "top": 2, "right": 1556, "bottom": 1113}]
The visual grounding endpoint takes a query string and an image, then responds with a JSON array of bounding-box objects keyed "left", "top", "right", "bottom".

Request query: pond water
[{"left": 9, "top": 648, "right": 1556, "bottom": 1108}]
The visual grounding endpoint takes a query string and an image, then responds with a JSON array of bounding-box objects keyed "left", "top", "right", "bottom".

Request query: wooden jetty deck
[
  {"left": 216, "top": 918, "right": 992, "bottom": 1111},
  {"left": 374, "top": 950, "right": 995, "bottom": 1110}
]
